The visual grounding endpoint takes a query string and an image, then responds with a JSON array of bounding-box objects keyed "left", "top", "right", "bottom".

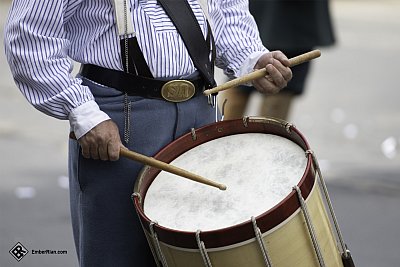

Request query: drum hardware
[
  {"left": 341, "top": 249, "right": 355, "bottom": 267},
  {"left": 251, "top": 217, "right": 273, "bottom": 267},
  {"left": 220, "top": 98, "right": 228, "bottom": 121},
  {"left": 207, "top": 94, "right": 219, "bottom": 123},
  {"left": 243, "top": 116, "right": 249, "bottom": 127},
  {"left": 149, "top": 221, "right": 169, "bottom": 267},
  {"left": 242, "top": 116, "right": 294, "bottom": 134},
  {"left": 285, "top": 123, "right": 293, "bottom": 134},
  {"left": 191, "top": 128, "right": 197, "bottom": 141},
  {"left": 207, "top": 94, "right": 215, "bottom": 107},
  {"left": 294, "top": 186, "right": 326, "bottom": 267},
  {"left": 207, "top": 95, "right": 213, "bottom": 106},
  {"left": 132, "top": 192, "right": 142, "bottom": 204},
  {"left": 306, "top": 150, "right": 355, "bottom": 266},
  {"left": 196, "top": 230, "right": 213, "bottom": 267},
  {"left": 203, "top": 50, "right": 321, "bottom": 96}
]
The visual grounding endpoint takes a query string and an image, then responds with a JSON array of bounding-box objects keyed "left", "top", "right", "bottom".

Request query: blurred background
[{"left": 1, "top": 0, "right": 399, "bottom": 266}]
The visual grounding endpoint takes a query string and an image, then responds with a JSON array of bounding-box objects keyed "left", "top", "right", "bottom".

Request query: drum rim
[{"left": 133, "top": 117, "right": 315, "bottom": 249}]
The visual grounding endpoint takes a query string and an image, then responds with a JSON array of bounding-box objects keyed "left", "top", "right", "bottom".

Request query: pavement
[{"left": 1, "top": 1, "right": 399, "bottom": 266}]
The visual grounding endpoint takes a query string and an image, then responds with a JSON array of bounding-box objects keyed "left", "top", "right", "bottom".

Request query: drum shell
[{"left": 141, "top": 183, "right": 343, "bottom": 267}]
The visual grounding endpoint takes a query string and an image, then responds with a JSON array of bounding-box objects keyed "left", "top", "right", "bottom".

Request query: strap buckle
[{"left": 161, "top": 80, "right": 196, "bottom": 102}]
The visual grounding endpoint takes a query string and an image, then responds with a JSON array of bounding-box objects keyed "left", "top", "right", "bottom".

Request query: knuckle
[
  {"left": 82, "top": 151, "right": 90, "bottom": 159},
  {"left": 109, "top": 150, "right": 120, "bottom": 161}
]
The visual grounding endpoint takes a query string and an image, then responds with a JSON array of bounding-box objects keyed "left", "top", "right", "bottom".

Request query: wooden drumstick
[
  {"left": 203, "top": 49, "right": 321, "bottom": 96},
  {"left": 119, "top": 148, "right": 227, "bottom": 190},
  {"left": 69, "top": 132, "right": 226, "bottom": 190}
]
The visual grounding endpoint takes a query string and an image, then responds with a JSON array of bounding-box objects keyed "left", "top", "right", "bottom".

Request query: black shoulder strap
[
  {"left": 120, "top": 37, "right": 154, "bottom": 78},
  {"left": 157, "top": 0, "right": 216, "bottom": 88}
]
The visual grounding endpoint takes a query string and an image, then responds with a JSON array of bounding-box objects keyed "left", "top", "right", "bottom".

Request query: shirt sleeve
[
  {"left": 3, "top": 0, "right": 109, "bottom": 139},
  {"left": 209, "top": 0, "right": 268, "bottom": 79}
]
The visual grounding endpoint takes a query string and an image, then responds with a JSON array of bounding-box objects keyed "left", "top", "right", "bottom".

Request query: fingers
[
  {"left": 107, "top": 140, "right": 121, "bottom": 161},
  {"left": 253, "top": 63, "right": 290, "bottom": 94},
  {"left": 77, "top": 120, "right": 122, "bottom": 161},
  {"left": 81, "top": 140, "right": 91, "bottom": 159},
  {"left": 270, "top": 50, "right": 290, "bottom": 67},
  {"left": 272, "top": 56, "right": 293, "bottom": 81},
  {"left": 267, "top": 63, "right": 286, "bottom": 88},
  {"left": 79, "top": 137, "right": 120, "bottom": 161},
  {"left": 98, "top": 143, "right": 108, "bottom": 161},
  {"left": 78, "top": 136, "right": 103, "bottom": 160},
  {"left": 90, "top": 143, "right": 100, "bottom": 160},
  {"left": 253, "top": 51, "right": 293, "bottom": 94}
]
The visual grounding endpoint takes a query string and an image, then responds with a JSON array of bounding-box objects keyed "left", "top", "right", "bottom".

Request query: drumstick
[
  {"left": 69, "top": 132, "right": 227, "bottom": 190},
  {"left": 203, "top": 49, "right": 321, "bottom": 96},
  {"left": 119, "top": 148, "right": 227, "bottom": 190}
]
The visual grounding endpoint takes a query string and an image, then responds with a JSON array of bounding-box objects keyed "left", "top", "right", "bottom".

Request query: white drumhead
[{"left": 143, "top": 133, "right": 307, "bottom": 232}]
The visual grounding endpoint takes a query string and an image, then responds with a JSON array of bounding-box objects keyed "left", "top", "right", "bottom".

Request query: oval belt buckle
[{"left": 161, "top": 80, "right": 196, "bottom": 102}]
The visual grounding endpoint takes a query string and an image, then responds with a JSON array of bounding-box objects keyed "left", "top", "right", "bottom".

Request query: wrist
[{"left": 69, "top": 100, "right": 110, "bottom": 139}]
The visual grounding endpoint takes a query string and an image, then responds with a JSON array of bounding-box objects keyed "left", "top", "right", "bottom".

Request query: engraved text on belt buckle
[{"left": 161, "top": 80, "right": 196, "bottom": 102}]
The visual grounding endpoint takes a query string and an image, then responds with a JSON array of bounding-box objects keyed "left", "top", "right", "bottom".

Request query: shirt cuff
[
  {"left": 68, "top": 100, "right": 110, "bottom": 139},
  {"left": 235, "top": 50, "right": 268, "bottom": 86}
]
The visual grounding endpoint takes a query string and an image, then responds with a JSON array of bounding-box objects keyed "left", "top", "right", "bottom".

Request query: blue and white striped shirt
[{"left": 4, "top": 0, "right": 267, "bottom": 138}]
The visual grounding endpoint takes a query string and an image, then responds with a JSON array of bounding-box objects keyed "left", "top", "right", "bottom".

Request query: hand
[
  {"left": 252, "top": 51, "right": 292, "bottom": 94},
  {"left": 78, "top": 120, "right": 123, "bottom": 161}
]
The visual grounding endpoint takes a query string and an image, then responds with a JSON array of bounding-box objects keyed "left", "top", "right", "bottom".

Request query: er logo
[{"left": 9, "top": 242, "right": 29, "bottom": 262}]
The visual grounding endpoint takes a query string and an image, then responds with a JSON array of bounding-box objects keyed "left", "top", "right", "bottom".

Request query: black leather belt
[{"left": 79, "top": 64, "right": 206, "bottom": 102}]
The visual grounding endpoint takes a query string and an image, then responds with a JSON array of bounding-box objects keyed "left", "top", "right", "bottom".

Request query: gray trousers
[{"left": 68, "top": 77, "right": 216, "bottom": 266}]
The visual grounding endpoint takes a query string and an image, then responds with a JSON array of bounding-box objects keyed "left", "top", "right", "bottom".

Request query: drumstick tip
[
  {"left": 313, "top": 49, "right": 321, "bottom": 56},
  {"left": 219, "top": 184, "right": 227, "bottom": 191},
  {"left": 312, "top": 49, "right": 322, "bottom": 58}
]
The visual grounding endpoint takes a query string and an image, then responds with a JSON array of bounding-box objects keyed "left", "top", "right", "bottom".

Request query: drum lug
[
  {"left": 131, "top": 192, "right": 142, "bottom": 204},
  {"left": 285, "top": 122, "right": 294, "bottom": 134},
  {"left": 196, "top": 230, "right": 213, "bottom": 267},
  {"left": 294, "top": 186, "right": 326, "bottom": 267},
  {"left": 243, "top": 116, "right": 249, "bottom": 127},
  {"left": 191, "top": 128, "right": 197, "bottom": 141},
  {"left": 251, "top": 217, "right": 273, "bottom": 267}
]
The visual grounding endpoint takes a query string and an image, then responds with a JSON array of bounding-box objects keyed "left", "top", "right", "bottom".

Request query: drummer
[{"left": 4, "top": 0, "right": 292, "bottom": 266}]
